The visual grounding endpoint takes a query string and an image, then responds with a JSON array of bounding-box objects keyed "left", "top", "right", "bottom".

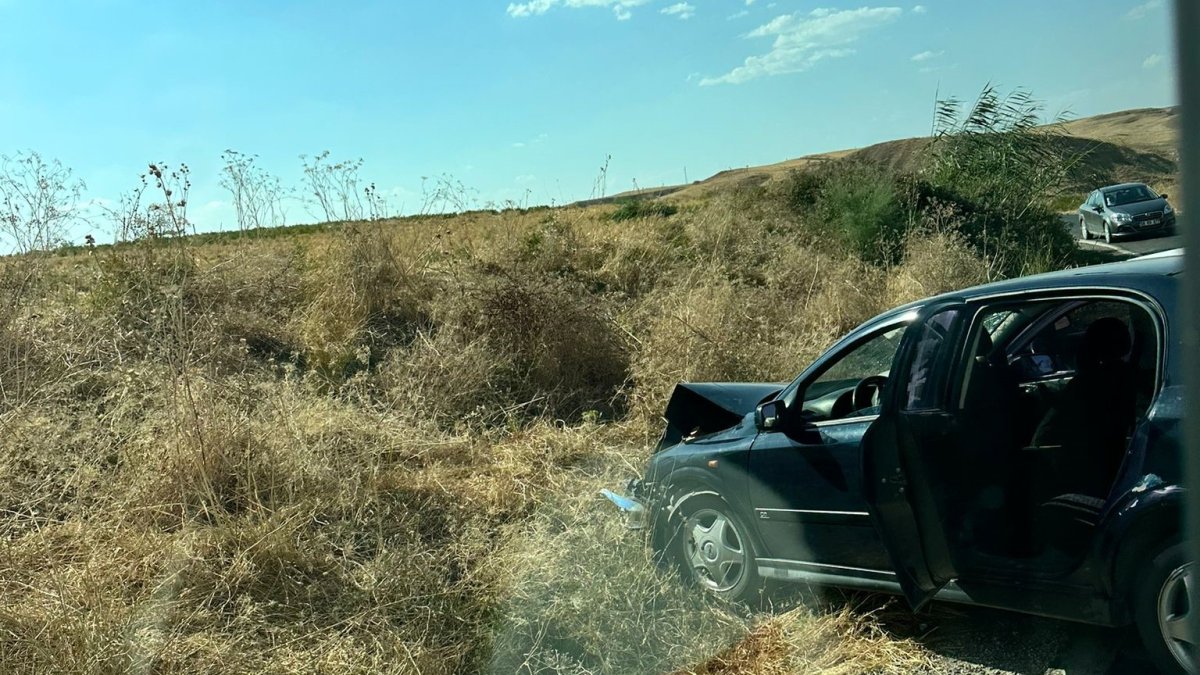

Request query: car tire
[
  {"left": 1104, "top": 221, "right": 1113, "bottom": 244},
  {"left": 670, "top": 494, "right": 762, "bottom": 603},
  {"left": 1080, "top": 218, "right": 1091, "bottom": 240},
  {"left": 1134, "top": 542, "right": 1198, "bottom": 675}
]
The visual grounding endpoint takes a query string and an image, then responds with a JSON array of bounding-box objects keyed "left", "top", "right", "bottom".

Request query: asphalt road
[{"left": 1060, "top": 212, "right": 1183, "bottom": 256}]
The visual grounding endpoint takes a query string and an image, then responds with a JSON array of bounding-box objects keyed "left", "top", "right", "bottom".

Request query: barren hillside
[{"left": 596, "top": 106, "right": 1179, "bottom": 206}]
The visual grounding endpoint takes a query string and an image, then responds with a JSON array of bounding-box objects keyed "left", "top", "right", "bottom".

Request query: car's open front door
[{"left": 862, "top": 299, "right": 971, "bottom": 610}]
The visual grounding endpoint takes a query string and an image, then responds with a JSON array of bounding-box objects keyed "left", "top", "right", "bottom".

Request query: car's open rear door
[{"left": 862, "top": 299, "right": 971, "bottom": 610}]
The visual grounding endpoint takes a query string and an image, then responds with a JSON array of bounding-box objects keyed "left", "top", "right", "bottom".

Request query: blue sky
[{"left": 0, "top": 0, "right": 1178, "bottom": 241}]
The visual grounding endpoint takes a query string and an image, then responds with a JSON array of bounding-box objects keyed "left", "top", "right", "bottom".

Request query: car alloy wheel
[
  {"left": 1137, "top": 544, "right": 1199, "bottom": 675},
  {"left": 1080, "top": 218, "right": 1091, "bottom": 240},
  {"left": 1104, "top": 221, "right": 1113, "bottom": 244},
  {"left": 682, "top": 507, "right": 749, "bottom": 592},
  {"left": 1157, "top": 562, "right": 1198, "bottom": 674}
]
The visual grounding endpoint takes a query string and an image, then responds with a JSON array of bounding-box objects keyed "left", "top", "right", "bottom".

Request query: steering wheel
[{"left": 852, "top": 375, "right": 889, "bottom": 412}]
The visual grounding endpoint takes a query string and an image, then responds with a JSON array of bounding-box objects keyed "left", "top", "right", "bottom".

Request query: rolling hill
[{"left": 587, "top": 106, "right": 1180, "bottom": 206}]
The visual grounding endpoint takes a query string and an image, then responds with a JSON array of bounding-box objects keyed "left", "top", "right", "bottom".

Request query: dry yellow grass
[
  {"left": 0, "top": 180, "right": 1017, "bottom": 674},
  {"left": 1059, "top": 106, "right": 1179, "bottom": 159}
]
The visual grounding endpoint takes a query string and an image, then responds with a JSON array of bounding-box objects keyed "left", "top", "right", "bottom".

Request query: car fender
[
  {"left": 1097, "top": 485, "right": 1184, "bottom": 621},
  {"left": 649, "top": 466, "right": 757, "bottom": 557}
]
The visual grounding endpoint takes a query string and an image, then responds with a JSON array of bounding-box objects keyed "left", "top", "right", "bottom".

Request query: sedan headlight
[
  {"left": 1109, "top": 212, "right": 1133, "bottom": 224},
  {"left": 1165, "top": 203, "right": 1174, "bottom": 215}
]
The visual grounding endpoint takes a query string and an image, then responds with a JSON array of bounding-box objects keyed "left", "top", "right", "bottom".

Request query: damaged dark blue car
[{"left": 606, "top": 249, "right": 1195, "bottom": 675}]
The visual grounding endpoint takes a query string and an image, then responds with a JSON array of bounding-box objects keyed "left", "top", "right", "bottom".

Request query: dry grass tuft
[
  {"left": 886, "top": 231, "right": 994, "bottom": 307},
  {"left": 684, "top": 605, "right": 931, "bottom": 675}
]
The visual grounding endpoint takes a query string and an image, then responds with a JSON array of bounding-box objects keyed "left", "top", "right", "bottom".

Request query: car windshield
[{"left": 1104, "top": 185, "right": 1158, "bottom": 206}]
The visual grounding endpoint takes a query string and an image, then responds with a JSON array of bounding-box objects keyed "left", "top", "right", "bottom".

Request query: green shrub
[
  {"left": 783, "top": 168, "right": 825, "bottom": 211},
  {"left": 610, "top": 199, "right": 679, "bottom": 222}
]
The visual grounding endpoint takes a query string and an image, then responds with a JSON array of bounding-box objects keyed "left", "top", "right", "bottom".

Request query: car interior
[
  {"left": 786, "top": 297, "right": 1158, "bottom": 578},
  {"left": 942, "top": 297, "right": 1159, "bottom": 575},
  {"left": 797, "top": 326, "right": 904, "bottom": 422}
]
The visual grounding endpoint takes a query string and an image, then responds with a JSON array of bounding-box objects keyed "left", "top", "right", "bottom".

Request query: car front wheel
[
  {"left": 1104, "top": 221, "right": 1114, "bottom": 244},
  {"left": 1136, "top": 543, "right": 1198, "bottom": 675},
  {"left": 672, "top": 494, "right": 761, "bottom": 603},
  {"left": 1080, "top": 217, "right": 1091, "bottom": 240}
]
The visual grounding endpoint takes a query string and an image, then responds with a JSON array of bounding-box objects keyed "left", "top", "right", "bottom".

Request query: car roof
[
  {"left": 1099, "top": 182, "right": 1154, "bottom": 193},
  {"left": 874, "top": 250, "right": 1182, "bottom": 323}
]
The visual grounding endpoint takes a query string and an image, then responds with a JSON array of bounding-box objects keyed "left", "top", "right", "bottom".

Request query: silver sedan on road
[{"left": 1078, "top": 182, "right": 1177, "bottom": 244}]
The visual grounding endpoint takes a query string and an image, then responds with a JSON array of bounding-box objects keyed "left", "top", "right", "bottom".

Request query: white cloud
[
  {"left": 511, "top": 133, "right": 548, "bottom": 149},
  {"left": 911, "top": 4, "right": 927, "bottom": 13},
  {"left": 701, "top": 6, "right": 904, "bottom": 85},
  {"left": 507, "top": 0, "right": 652, "bottom": 19},
  {"left": 1143, "top": 53, "right": 1164, "bottom": 68},
  {"left": 728, "top": 9, "right": 749, "bottom": 19},
  {"left": 746, "top": 0, "right": 756, "bottom": 4},
  {"left": 910, "top": 49, "right": 942, "bottom": 62},
  {"left": 507, "top": 0, "right": 554, "bottom": 16},
  {"left": 661, "top": 2, "right": 694, "bottom": 19},
  {"left": 1126, "top": 0, "right": 1163, "bottom": 19},
  {"left": 919, "top": 62, "right": 955, "bottom": 74}
]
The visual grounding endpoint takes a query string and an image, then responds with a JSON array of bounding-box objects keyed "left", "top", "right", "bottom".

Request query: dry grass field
[
  {"left": 0, "top": 181, "right": 1006, "bottom": 673},
  {"left": 0, "top": 100, "right": 1149, "bottom": 674}
]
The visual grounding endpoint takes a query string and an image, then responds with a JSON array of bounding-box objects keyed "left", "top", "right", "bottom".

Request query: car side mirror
[
  {"left": 1160, "top": 192, "right": 1169, "bottom": 200},
  {"left": 756, "top": 399, "right": 786, "bottom": 431},
  {"left": 1096, "top": 203, "right": 1105, "bottom": 211}
]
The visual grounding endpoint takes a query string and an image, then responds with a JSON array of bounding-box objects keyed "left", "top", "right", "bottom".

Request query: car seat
[{"left": 1033, "top": 317, "right": 1136, "bottom": 552}]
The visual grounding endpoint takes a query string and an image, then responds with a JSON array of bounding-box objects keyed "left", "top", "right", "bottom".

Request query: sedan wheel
[
  {"left": 672, "top": 495, "right": 760, "bottom": 602},
  {"left": 1080, "top": 218, "right": 1091, "bottom": 240},
  {"left": 1158, "top": 563, "right": 1198, "bottom": 674},
  {"left": 1104, "top": 221, "right": 1113, "bottom": 244},
  {"left": 1137, "top": 544, "right": 1199, "bottom": 675}
]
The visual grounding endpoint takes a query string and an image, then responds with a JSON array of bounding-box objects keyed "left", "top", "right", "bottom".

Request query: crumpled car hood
[{"left": 656, "top": 382, "right": 784, "bottom": 451}]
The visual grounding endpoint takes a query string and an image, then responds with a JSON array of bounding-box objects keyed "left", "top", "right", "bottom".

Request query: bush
[
  {"left": 783, "top": 168, "right": 825, "bottom": 211},
  {"left": 445, "top": 273, "right": 632, "bottom": 422},
  {"left": 610, "top": 199, "right": 679, "bottom": 222},
  {"left": 814, "top": 162, "right": 908, "bottom": 265},
  {"left": 628, "top": 247, "right": 889, "bottom": 425},
  {"left": 886, "top": 231, "right": 993, "bottom": 306},
  {"left": 298, "top": 223, "right": 436, "bottom": 378},
  {"left": 780, "top": 159, "right": 1077, "bottom": 277}
]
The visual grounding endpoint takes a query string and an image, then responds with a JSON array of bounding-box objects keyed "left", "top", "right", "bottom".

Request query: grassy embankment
[{"left": 1, "top": 101, "right": 1129, "bottom": 673}]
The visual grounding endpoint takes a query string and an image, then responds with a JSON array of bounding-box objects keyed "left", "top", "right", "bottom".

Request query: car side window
[
  {"left": 903, "top": 307, "right": 964, "bottom": 412},
  {"left": 811, "top": 326, "right": 904, "bottom": 387},
  {"left": 797, "top": 325, "right": 905, "bottom": 421}
]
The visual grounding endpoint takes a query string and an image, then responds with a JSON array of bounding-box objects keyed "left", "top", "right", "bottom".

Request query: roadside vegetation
[{"left": 0, "top": 88, "right": 1128, "bottom": 673}]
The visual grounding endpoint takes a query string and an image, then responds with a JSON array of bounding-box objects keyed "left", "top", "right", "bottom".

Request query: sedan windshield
[{"left": 1104, "top": 185, "right": 1158, "bottom": 206}]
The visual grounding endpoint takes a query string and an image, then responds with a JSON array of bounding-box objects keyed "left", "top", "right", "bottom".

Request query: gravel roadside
[{"left": 904, "top": 603, "right": 1158, "bottom": 674}]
